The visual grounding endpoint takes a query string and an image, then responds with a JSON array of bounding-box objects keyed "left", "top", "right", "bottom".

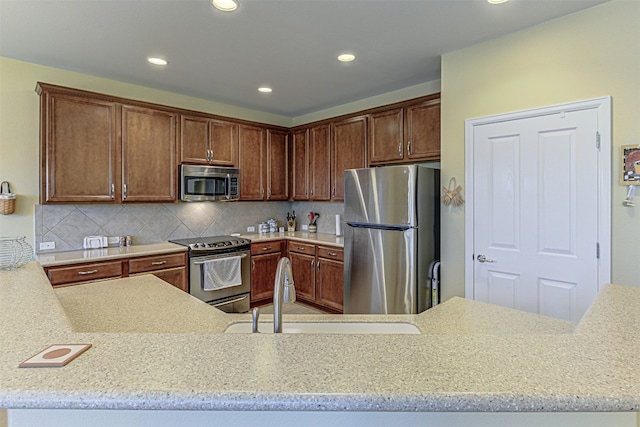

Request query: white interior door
[{"left": 465, "top": 98, "right": 611, "bottom": 322}]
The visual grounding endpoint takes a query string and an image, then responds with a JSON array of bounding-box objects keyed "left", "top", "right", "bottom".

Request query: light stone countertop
[
  {"left": 1, "top": 262, "right": 639, "bottom": 412},
  {"left": 37, "top": 242, "right": 188, "bottom": 267},
  {"left": 36, "top": 233, "right": 342, "bottom": 268},
  {"left": 241, "top": 231, "right": 344, "bottom": 248}
]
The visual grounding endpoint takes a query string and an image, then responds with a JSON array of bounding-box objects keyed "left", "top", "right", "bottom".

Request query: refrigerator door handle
[{"left": 345, "top": 222, "right": 412, "bottom": 232}]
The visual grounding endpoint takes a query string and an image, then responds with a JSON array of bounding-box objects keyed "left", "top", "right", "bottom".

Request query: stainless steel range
[{"left": 169, "top": 236, "right": 251, "bottom": 313}]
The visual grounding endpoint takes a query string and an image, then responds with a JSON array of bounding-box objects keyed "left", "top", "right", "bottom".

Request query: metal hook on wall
[{"left": 623, "top": 185, "right": 635, "bottom": 207}]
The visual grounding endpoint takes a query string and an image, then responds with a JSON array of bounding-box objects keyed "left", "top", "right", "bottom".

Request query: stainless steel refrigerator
[{"left": 343, "top": 164, "right": 440, "bottom": 314}]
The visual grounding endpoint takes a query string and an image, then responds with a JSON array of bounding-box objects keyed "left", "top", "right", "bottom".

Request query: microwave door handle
[{"left": 226, "top": 173, "right": 231, "bottom": 200}]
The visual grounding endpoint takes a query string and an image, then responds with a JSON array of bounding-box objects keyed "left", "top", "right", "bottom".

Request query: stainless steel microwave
[{"left": 179, "top": 165, "right": 240, "bottom": 201}]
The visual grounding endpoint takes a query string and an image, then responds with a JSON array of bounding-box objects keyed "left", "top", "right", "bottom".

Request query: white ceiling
[{"left": 0, "top": 0, "right": 610, "bottom": 117}]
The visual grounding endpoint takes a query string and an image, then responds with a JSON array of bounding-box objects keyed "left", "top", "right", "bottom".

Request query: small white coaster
[{"left": 19, "top": 344, "right": 92, "bottom": 368}]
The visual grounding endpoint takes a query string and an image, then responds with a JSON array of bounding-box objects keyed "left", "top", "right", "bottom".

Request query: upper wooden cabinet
[
  {"left": 121, "top": 105, "right": 177, "bottom": 202},
  {"left": 332, "top": 115, "right": 367, "bottom": 201},
  {"left": 291, "top": 124, "right": 331, "bottom": 201},
  {"left": 37, "top": 83, "right": 178, "bottom": 204},
  {"left": 239, "top": 125, "right": 288, "bottom": 201},
  {"left": 238, "top": 124, "right": 265, "bottom": 200},
  {"left": 39, "top": 90, "right": 119, "bottom": 203},
  {"left": 179, "top": 114, "right": 238, "bottom": 166},
  {"left": 266, "top": 129, "right": 289, "bottom": 201},
  {"left": 369, "top": 98, "right": 440, "bottom": 165}
]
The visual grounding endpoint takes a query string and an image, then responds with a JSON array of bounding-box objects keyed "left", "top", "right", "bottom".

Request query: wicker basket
[
  {"left": 0, "top": 181, "right": 16, "bottom": 215},
  {"left": 0, "top": 237, "right": 33, "bottom": 270}
]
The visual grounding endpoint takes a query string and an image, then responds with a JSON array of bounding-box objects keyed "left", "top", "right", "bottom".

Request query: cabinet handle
[
  {"left": 311, "top": 188, "right": 314, "bottom": 197},
  {"left": 317, "top": 260, "right": 320, "bottom": 272},
  {"left": 328, "top": 252, "right": 337, "bottom": 257},
  {"left": 205, "top": 149, "right": 210, "bottom": 162},
  {"left": 210, "top": 149, "right": 214, "bottom": 161},
  {"left": 77, "top": 269, "right": 98, "bottom": 275},
  {"left": 110, "top": 183, "right": 115, "bottom": 199},
  {"left": 332, "top": 187, "right": 336, "bottom": 198},
  {"left": 297, "top": 247, "right": 306, "bottom": 251},
  {"left": 311, "top": 259, "right": 315, "bottom": 270},
  {"left": 123, "top": 184, "right": 128, "bottom": 200},
  {"left": 407, "top": 140, "right": 412, "bottom": 156},
  {"left": 261, "top": 187, "right": 264, "bottom": 198},
  {"left": 151, "top": 261, "right": 167, "bottom": 266},
  {"left": 268, "top": 188, "right": 271, "bottom": 199},
  {"left": 262, "top": 247, "right": 272, "bottom": 251},
  {"left": 398, "top": 142, "right": 402, "bottom": 157},
  {"left": 252, "top": 260, "right": 255, "bottom": 270}
]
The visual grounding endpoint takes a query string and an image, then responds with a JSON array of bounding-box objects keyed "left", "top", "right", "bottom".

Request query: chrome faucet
[{"left": 273, "top": 257, "right": 296, "bottom": 333}]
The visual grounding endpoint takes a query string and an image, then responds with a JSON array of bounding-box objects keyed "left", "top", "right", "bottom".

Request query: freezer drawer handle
[{"left": 477, "top": 254, "right": 496, "bottom": 263}]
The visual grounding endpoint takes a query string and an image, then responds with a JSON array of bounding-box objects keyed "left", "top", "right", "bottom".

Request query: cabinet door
[
  {"left": 179, "top": 114, "right": 210, "bottom": 164},
  {"left": 238, "top": 124, "right": 265, "bottom": 200},
  {"left": 41, "top": 92, "right": 118, "bottom": 203},
  {"left": 122, "top": 105, "right": 177, "bottom": 202},
  {"left": 251, "top": 252, "right": 281, "bottom": 303},
  {"left": 210, "top": 119, "right": 238, "bottom": 166},
  {"left": 317, "top": 257, "right": 344, "bottom": 312},
  {"left": 291, "top": 129, "right": 309, "bottom": 200},
  {"left": 148, "top": 267, "right": 188, "bottom": 292},
  {"left": 289, "top": 251, "right": 316, "bottom": 302},
  {"left": 332, "top": 115, "right": 367, "bottom": 201},
  {"left": 266, "top": 129, "right": 288, "bottom": 200},
  {"left": 405, "top": 100, "right": 440, "bottom": 161},
  {"left": 368, "top": 107, "right": 404, "bottom": 165},
  {"left": 310, "top": 124, "right": 331, "bottom": 201}
]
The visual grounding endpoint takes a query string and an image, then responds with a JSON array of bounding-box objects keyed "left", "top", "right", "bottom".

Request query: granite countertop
[
  {"left": 37, "top": 233, "right": 342, "bottom": 268},
  {"left": 1, "top": 262, "right": 639, "bottom": 412},
  {"left": 37, "top": 242, "right": 187, "bottom": 267},
  {"left": 241, "top": 231, "right": 344, "bottom": 248}
]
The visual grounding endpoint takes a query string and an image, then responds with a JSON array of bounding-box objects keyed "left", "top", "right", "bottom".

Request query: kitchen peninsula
[{"left": 1, "top": 263, "right": 639, "bottom": 427}]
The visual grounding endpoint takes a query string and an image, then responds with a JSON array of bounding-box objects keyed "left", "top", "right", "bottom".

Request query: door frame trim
[{"left": 464, "top": 97, "right": 611, "bottom": 300}]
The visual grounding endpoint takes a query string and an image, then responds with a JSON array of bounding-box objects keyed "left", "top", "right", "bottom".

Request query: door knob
[{"left": 477, "top": 254, "right": 496, "bottom": 263}]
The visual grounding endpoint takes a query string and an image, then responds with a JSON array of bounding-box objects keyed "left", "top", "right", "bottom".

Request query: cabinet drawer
[
  {"left": 317, "top": 246, "right": 344, "bottom": 261},
  {"left": 47, "top": 261, "right": 123, "bottom": 286},
  {"left": 129, "top": 253, "right": 186, "bottom": 274},
  {"left": 288, "top": 241, "right": 316, "bottom": 255},
  {"left": 251, "top": 240, "right": 283, "bottom": 255}
]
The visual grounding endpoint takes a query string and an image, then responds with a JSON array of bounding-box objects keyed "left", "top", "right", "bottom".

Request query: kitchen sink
[{"left": 224, "top": 321, "right": 421, "bottom": 334}]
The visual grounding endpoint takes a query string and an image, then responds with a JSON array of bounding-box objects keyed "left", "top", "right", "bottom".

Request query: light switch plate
[
  {"left": 39, "top": 242, "right": 55, "bottom": 250},
  {"left": 247, "top": 226, "right": 255, "bottom": 232}
]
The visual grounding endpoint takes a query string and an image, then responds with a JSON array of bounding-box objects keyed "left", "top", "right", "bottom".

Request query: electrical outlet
[
  {"left": 39, "top": 242, "right": 55, "bottom": 250},
  {"left": 247, "top": 226, "right": 256, "bottom": 232},
  {"left": 301, "top": 224, "right": 308, "bottom": 231}
]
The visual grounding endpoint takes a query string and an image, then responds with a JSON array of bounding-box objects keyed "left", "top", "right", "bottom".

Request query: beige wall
[{"left": 440, "top": 0, "right": 640, "bottom": 299}]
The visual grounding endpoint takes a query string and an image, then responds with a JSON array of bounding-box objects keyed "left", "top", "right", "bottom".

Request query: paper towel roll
[{"left": 335, "top": 214, "right": 343, "bottom": 236}]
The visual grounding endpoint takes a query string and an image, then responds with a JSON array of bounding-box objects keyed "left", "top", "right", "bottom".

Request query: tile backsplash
[{"left": 35, "top": 201, "right": 344, "bottom": 253}]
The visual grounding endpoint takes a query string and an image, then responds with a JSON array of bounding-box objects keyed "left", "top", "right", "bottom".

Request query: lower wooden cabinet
[
  {"left": 250, "top": 240, "right": 284, "bottom": 305},
  {"left": 288, "top": 242, "right": 344, "bottom": 313},
  {"left": 43, "top": 251, "right": 188, "bottom": 292}
]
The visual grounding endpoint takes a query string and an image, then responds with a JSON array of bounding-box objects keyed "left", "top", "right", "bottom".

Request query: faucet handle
[{"left": 252, "top": 307, "right": 260, "bottom": 333}]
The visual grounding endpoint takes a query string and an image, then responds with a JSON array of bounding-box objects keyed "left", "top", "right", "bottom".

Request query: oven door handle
[
  {"left": 193, "top": 253, "right": 248, "bottom": 265},
  {"left": 211, "top": 294, "right": 248, "bottom": 308}
]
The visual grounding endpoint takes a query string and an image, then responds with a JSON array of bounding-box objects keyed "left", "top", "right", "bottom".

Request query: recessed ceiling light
[
  {"left": 487, "top": 0, "right": 508, "bottom": 4},
  {"left": 258, "top": 87, "right": 272, "bottom": 93},
  {"left": 147, "top": 57, "right": 168, "bottom": 66},
  {"left": 338, "top": 53, "right": 356, "bottom": 63},
  {"left": 212, "top": 0, "right": 238, "bottom": 11}
]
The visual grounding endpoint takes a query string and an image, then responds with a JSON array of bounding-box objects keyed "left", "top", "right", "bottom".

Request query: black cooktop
[{"left": 169, "top": 235, "right": 251, "bottom": 253}]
